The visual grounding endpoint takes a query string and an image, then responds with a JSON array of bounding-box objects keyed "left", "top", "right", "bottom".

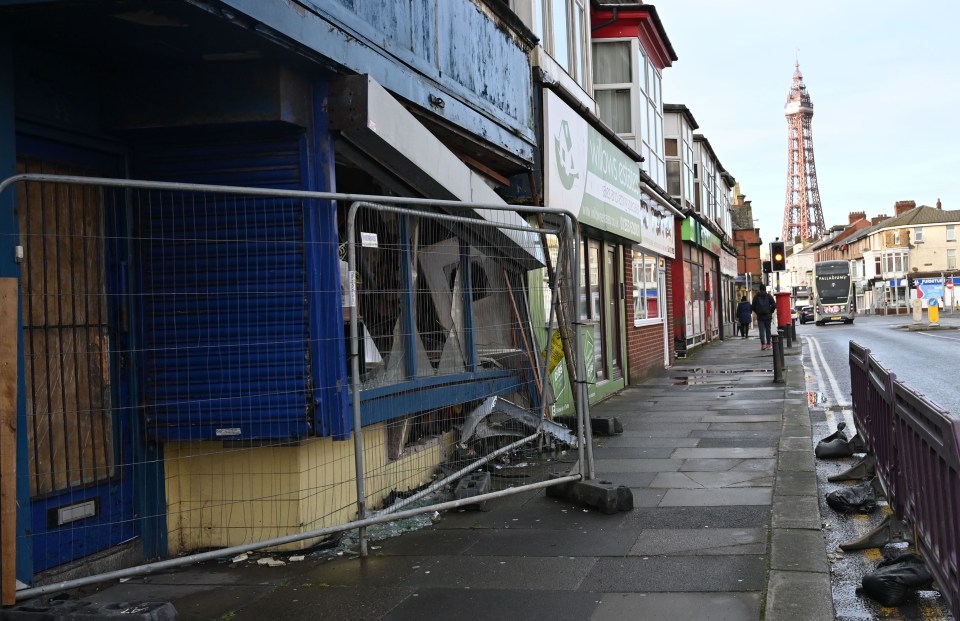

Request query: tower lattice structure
[{"left": 782, "top": 62, "right": 825, "bottom": 242}]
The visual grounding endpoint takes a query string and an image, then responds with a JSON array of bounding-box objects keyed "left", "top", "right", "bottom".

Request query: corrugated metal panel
[{"left": 135, "top": 135, "right": 311, "bottom": 441}]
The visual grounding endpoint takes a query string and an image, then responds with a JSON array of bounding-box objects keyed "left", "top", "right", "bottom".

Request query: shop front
[
  {"left": 673, "top": 216, "right": 721, "bottom": 355},
  {"left": 542, "top": 89, "right": 645, "bottom": 412},
  {"left": 720, "top": 246, "right": 739, "bottom": 339}
]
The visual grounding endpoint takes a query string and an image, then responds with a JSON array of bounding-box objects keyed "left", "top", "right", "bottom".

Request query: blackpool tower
[{"left": 782, "top": 62, "right": 825, "bottom": 242}]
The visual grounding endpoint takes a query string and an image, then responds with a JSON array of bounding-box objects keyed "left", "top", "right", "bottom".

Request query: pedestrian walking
[
  {"left": 752, "top": 285, "right": 776, "bottom": 350},
  {"left": 736, "top": 295, "right": 753, "bottom": 339}
]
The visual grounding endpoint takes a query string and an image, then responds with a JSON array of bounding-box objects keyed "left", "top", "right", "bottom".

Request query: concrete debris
[{"left": 256, "top": 557, "right": 286, "bottom": 567}]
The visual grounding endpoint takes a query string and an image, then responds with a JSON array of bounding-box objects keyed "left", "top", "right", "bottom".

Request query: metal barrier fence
[
  {"left": 848, "top": 341, "right": 959, "bottom": 618},
  {"left": 0, "top": 173, "right": 590, "bottom": 601}
]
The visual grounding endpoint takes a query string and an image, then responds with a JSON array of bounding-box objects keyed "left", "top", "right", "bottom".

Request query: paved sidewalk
[{"left": 80, "top": 334, "right": 832, "bottom": 621}]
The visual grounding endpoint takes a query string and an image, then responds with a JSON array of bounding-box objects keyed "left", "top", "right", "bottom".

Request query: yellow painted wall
[{"left": 164, "top": 425, "right": 456, "bottom": 555}]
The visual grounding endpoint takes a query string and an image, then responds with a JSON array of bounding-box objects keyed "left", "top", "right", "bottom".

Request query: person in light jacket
[{"left": 736, "top": 295, "right": 753, "bottom": 339}]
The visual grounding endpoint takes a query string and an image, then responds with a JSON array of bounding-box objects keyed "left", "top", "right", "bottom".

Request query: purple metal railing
[
  {"left": 848, "top": 341, "right": 959, "bottom": 618},
  {"left": 848, "top": 341, "right": 872, "bottom": 450},
  {"left": 893, "top": 383, "right": 960, "bottom": 616}
]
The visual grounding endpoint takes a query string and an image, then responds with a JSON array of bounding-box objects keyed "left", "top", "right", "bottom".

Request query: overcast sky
[{"left": 654, "top": 0, "right": 960, "bottom": 247}]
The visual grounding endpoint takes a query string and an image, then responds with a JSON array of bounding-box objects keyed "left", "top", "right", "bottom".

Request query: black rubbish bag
[
  {"left": 861, "top": 553, "right": 934, "bottom": 606},
  {"left": 825, "top": 481, "right": 877, "bottom": 513},
  {"left": 815, "top": 422, "right": 854, "bottom": 458}
]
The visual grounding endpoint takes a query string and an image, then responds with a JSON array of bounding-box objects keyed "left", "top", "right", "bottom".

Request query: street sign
[{"left": 947, "top": 281, "right": 955, "bottom": 290}]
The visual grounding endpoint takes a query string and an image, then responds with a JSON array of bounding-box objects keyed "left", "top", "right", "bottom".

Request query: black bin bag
[{"left": 861, "top": 553, "right": 934, "bottom": 606}]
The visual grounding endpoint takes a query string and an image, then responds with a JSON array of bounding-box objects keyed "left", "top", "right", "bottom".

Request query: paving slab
[
  {"left": 578, "top": 555, "right": 765, "bottom": 592},
  {"left": 590, "top": 471, "right": 657, "bottom": 488},
  {"left": 232, "top": 585, "right": 413, "bottom": 621},
  {"left": 386, "top": 555, "right": 597, "bottom": 591},
  {"left": 621, "top": 506, "right": 773, "bottom": 529},
  {"left": 659, "top": 487, "right": 772, "bottom": 507},
  {"left": 651, "top": 471, "right": 773, "bottom": 489},
  {"left": 591, "top": 458, "right": 684, "bottom": 472},
  {"left": 589, "top": 592, "right": 761, "bottom": 621},
  {"left": 771, "top": 494, "right": 822, "bottom": 530},
  {"left": 697, "top": 438, "right": 778, "bottom": 449},
  {"left": 778, "top": 450, "right": 815, "bottom": 472},
  {"left": 629, "top": 528, "right": 766, "bottom": 556},
  {"left": 383, "top": 588, "right": 600, "bottom": 621},
  {"left": 469, "top": 528, "right": 638, "bottom": 557},
  {"left": 673, "top": 448, "right": 776, "bottom": 459},
  {"left": 595, "top": 436, "right": 700, "bottom": 448},
  {"left": 770, "top": 529, "right": 830, "bottom": 573},
  {"left": 590, "top": 447, "right": 677, "bottom": 459},
  {"left": 765, "top": 570, "right": 835, "bottom": 620},
  {"left": 434, "top": 497, "right": 629, "bottom": 531},
  {"left": 775, "top": 470, "right": 819, "bottom": 496}
]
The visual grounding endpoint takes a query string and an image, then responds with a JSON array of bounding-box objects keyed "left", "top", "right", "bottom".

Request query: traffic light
[
  {"left": 762, "top": 260, "right": 772, "bottom": 274},
  {"left": 770, "top": 241, "right": 786, "bottom": 272}
]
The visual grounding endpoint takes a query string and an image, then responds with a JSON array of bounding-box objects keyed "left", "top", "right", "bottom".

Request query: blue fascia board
[
  {"left": 360, "top": 372, "right": 521, "bottom": 426},
  {"left": 218, "top": 0, "right": 535, "bottom": 164}
]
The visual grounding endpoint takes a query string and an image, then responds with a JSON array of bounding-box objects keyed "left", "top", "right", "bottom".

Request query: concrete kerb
[{"left": 764, "top": 337, "right": 835, "bottom": 621}]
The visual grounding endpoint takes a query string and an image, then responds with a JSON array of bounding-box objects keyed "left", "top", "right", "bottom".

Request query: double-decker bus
[{"left": 812, "top": 260, "right": 855, "bottom": 325}]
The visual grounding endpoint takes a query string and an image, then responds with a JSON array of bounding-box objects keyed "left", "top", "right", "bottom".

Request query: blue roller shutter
[{"left": 134, "top": 133, "right": 312, "bottom": 441}]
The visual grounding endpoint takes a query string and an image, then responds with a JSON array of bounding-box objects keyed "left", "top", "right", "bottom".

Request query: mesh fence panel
[{"left": 1, "top": 174, "right": 584, "bottom": 595}]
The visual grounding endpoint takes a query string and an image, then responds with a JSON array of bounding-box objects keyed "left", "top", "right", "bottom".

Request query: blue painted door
[{"left": 16, "top": 141, "right": 138, "bottom": 573}]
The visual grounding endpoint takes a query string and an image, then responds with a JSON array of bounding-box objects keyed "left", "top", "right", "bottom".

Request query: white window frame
[
  {"left": 632, "top": 250, "right": 664, "bottom": 327},
  {"left": 592, "top": 38, "right": 638, "bottom": 145},
  {"left": 914, "top": 226, "right": 923, "bottom": 243},
  {"left": 542, "top": 0, "right": 589, "bottom": 88},
  {"left": 947, "top": 224, "right": 956, "bottom": 242},
  {"left": 949, "top": 249, "right": 957, "bottom": 270}
]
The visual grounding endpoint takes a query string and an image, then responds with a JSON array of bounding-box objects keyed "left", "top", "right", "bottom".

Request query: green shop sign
[
  {"left": 546, "top": 91, "right": 643, "bottom": 242},
  {"left": 681, "top": 217, "right": 722, "bottom": 256}
]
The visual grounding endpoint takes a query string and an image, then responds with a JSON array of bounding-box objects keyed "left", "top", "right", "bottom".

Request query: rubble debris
[{"left": 458, "top": 396, "right": 577, "bottom": 449}]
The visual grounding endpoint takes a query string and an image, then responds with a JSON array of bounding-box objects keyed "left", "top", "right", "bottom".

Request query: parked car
[{"left": 798, "top": 305, "right": 814, "bottom": 324}]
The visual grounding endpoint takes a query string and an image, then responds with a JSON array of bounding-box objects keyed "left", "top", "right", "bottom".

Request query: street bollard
[
  {"left": 771, "top": 334, "right": 784, "bottom": 383},
  {"left": 790, "top": 320, "right": 797, "bottom": 343},
  {"left": 929, "top": 298, "right": 940, "bottom": 326},
  {"left": 776, "top": 327, "right": 786, "bottom": 367}
]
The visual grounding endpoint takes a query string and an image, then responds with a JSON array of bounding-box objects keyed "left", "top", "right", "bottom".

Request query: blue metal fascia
[
  {"left": 306, "top": 84, "right": 350, "bottom": 440},
  {"left": 217, "top": 0, "right": 535, "bottom": 164},
  {"left": 359, "top": 371, "right": 520, "bottom": 426},
  {"left": 0, "top": 30, "right": 34, "bottom": 581}
]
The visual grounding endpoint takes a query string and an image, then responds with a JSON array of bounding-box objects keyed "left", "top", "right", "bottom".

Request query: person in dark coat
[
  {"left": 751, "top": 284, "right": 777, "bottom": 350},
  {"left": 736, "top": 295, "right": 753, "bottom": 338}
]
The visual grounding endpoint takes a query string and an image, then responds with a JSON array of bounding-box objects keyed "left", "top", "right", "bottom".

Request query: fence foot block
[
  {"left": 546, "top": 474, "right": 632, "bottom": 514},
  {"left": 839, "top": 514, "right": 911, "bottom": 551},
  {"left": 453, "top": 472, "right": 491, "bottom": 511},
  {"left": 1, "top": 600, "right": 178, "bottom": 620},
  {"left": 828, "top": 454, "right": 876, "bottom": 482}
]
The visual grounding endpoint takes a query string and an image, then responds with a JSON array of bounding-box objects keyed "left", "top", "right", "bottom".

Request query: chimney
[
  {"left": 937, "top": 197, "right": 942, "bottom": 210},
  {"left": 871, "top": 214, "right": 889, "bottom": 225},
  {"left": 894, "top": 200, "right": 916, "bottom": 216},
  {"left": 848, "top": 211, "right": 866, "bottom": 224}
]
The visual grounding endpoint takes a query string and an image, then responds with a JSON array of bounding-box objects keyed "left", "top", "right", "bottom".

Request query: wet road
[
  {"left": 797, "top": 313, "right": 960, "bottom": 416},
  {"left": 795, "top": 314, "right": 958, "bottom": 620}
]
